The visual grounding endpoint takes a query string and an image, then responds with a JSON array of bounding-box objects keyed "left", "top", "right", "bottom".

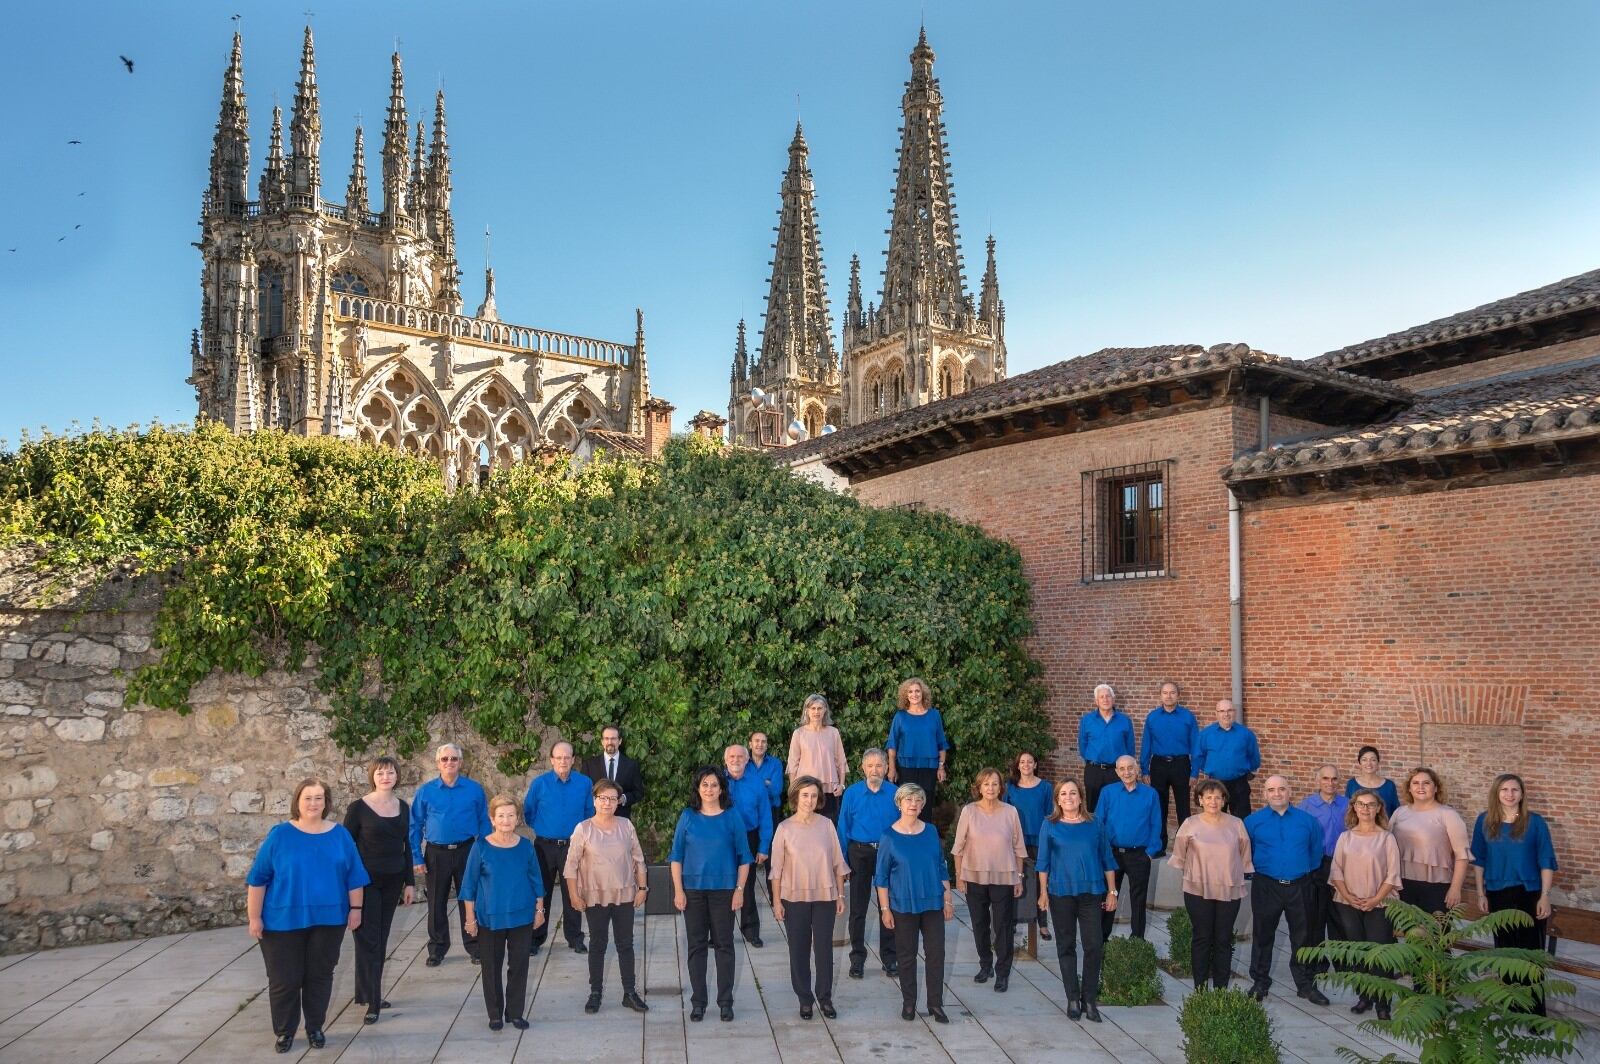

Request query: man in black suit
[{"left": 581, "top": 725, "right": 645, "bottom": 819}]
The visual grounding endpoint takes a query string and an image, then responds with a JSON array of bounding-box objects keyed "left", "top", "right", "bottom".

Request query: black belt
[
  {"left": 1151, "top": 755, "right": 1189, "bottom": 763},
  {"left": 1113, "top": 846, "right": 1149, "bottom": 855},
  {"left": 1265, "top": 873, "right": 1310, "bottom": 886},
  {"left": 430, "top": 838, "right": 474, "bottom": 850},
  {"left": 1087, "top": 762, "right": 1116, "bottom": 770},
  {"left": 537, "top": 837, "right": 571, "bottom": 847},
  {"left": 848, "top": 840, "right": 879, "bottom": 849}
]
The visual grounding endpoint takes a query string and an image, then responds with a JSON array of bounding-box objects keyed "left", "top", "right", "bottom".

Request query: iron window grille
[{"left": 1082, "top": 460, "right": 1172, "bottom": 582}]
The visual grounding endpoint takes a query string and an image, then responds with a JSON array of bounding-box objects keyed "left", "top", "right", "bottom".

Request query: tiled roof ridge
[
  {"left": 785, "top": 342, "right": 1407, "bottom": 464},
  {"left": 1222, "top": 360, "right": 1600, "bottom": 482},
  {"left": 1315, "top": 267, "right": 1600, "bottom": 370}
]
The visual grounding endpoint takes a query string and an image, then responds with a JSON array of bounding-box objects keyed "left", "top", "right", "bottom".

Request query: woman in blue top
[
  {"left": 873, "top": 782, "right": 954, "bottom": 1023},
  {"left": 670, "top": 767, "right": 753, "bottom": 1022},
  {"left": 461, "top": 795, "right": 546, "bottom": 1031},
  {"left": 246, "top": 777, "right": 371, "bottom": 1054},
  {"left": 1346, "top": 746, "right": 1401, "bottom": 816},
  {"left": 886, "top": 677, "right": 950, "bottom": 822},
  {"left": 1035, "top": 778, "right": 1116, "bottom": 1022},
  {"left": 1006, "top": 750, "right": 1054, "bottom": 941},
  {"left": 1471, "top": 773, "right": 1559, "bottom": 1015}
]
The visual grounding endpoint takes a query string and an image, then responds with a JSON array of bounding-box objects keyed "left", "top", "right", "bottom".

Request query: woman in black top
[{"left": 343, "top": 756, "right": 415, "bottom": 1024}]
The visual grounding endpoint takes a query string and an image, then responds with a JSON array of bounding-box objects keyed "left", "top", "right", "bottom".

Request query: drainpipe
[{"left": 1229, "top": 397, "right": 1270, "bottom": 721}]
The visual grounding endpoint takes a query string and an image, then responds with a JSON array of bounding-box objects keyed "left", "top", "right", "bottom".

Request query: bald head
[
  {"left": 1264, "top": 774, "right": 1290, "bottom": 811},
  {"left": 1116, "top": 754, "right": 1140, "bottom": 788}
]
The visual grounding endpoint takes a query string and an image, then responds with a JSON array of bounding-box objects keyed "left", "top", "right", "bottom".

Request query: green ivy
[{"left": 1, "top": 424, "right": 1050, "bottom": 845}]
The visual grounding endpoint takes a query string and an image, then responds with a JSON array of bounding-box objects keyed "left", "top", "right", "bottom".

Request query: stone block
[
  {"left": 104, "top": 768, "right": 141, "bottom": 791},
  {"left": 114, "top": 634, "right": 151, "bottom": 653},
  {"left": 70, "top": 871, "right": 100, "bottom": 894},
  {"left": 288, "top": 709, "right": 329, "bottom": 740},
  {"left": 20, "top": 866, "right": 72, "bottom": 895},
  {"left": 53, "top": 717, "right": 106, "bottom": 742},
  {"left": 228, "top": 790, "right": 263, "bottom": 813},
  {"left": 144, "top": 712, "right": 189, "bottom": 740},
  {"left": 0, "top": 680, "right": 38, "bottom": 704},
  {"left": 0, "top": 642, "right": 27, "bottom": 661},
  {"left": 29, "top": 641, "right": 65, "bottom": 664},
  {"left": 65, "top": 639, "right": 120, "bottom": 669},
  {"left": 148, "top": 767, "right": 200, "bottom": 787},
  {"left": 147, "top": 795, "right": 189, "bottom": 821},
  {"left": 3, "top": 800, "right": 33, "bottom": 829},
  {"left": 0, "top": 765, "right": 58, "bottom": 799},
  {"left": 209, "top": 763, "right": 244, "bottom": 784},
  {"left": 45, "top": 796, "right": 94, "bottom": 833},
  {"left": 224, "top": 853, "right": 253, "bottom": 877},
  {"left": 36, "top": 664, "right": 96, "bottom": 681},
  {"left": 85, "top": 689, "right": 125, "bottom": 708},
  {"left": 191, "top": 793, "right": 220, "bottom": 816},
  {"left": 196, "top": 704, "right": 239, "bottom": 735},
  {"left": 97, "top": 791, "right": 141, "bottom": 823},
  {"left": 0, "top": 831, "right": 36, "bottom": 853},
  {"left": 0, "top": 875, "right": 14, "bottom": 903},
  {"left": 3, "top": 704, "right": 29, "bottom": 716},
  {"left": 109, "top": 714, "right": 142, "bottom": 738},
  {"left": 89, "top": 829, "right": 113, "bottom": 851}
]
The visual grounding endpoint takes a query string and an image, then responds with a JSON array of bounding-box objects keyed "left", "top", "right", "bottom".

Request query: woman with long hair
[
  {"left": 1471, "top": 773, "right": 1559, "bottom": 1015},
  {"left": 342, "top": 757, "right": 414, "bottom": 1025},
  {"left": 1036, "top": 778, "right": 1116, "bottom": 1021},
  {"left": 670, "top": 766, "right": 752, "bottom": 1022},
  {"left": 1167, "top": 778, "right": 1252, "bottom": 992},
  {"left": 787, "top": 694, "right": 849, "bottom": 821},
  {"left": 1329, "top": 788, "right": 1401, "bottom": 1020},
  {"left": 1388, "top": 767, "right": 1469, "bottom": 914},
  {"left": 1006, "top": 750, "right": 1053, "bottom": 940}
]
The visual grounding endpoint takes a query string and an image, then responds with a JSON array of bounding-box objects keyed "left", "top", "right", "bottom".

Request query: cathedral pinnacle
[
  {"left": 206, "top": 32, "right": 250, "bottom": 218},
  {"left": 289, "top": 25, "right": 321, "bottom": 202},
  {"left": 757, "top": 121, "right": 835, "bottom": 385},
  {"left": 731, "top": 318, "right": 749, "bottom": 384},
  {"left": 380, "top": 52, "right": 410, "bottom": 227},
  {"left": 430, "top": 90, "right": 452, "bottom": 195},
  {"left": 410, "top": 120, "right": 427, "bottom": 216},
  {"left": 260, "top": 106, "right": 286, "bottom": 213},
  {"left": 345, "top": 125, "right": 368, "bottom": 219},
  {"left": 979, "top": 234, "right": 1001, "bottom": 328},
  {"left": 846, "top": 253, "right": 863, "bottom": 328}
]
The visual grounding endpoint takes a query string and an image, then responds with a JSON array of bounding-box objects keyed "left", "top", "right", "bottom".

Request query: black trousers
[
  {"left": 783, "top": 899, "right": 836, "bottom": 1005},
  {"left": 1184, "top": 892, "right": 1241, "bottom": 989},
  {"left": 684, "top": 888, "right": 736, "bottom": 1007},
  {"left": 352, "top": 872, "right": 406, "bottom": 1006},
  {"left": 1333, "top": 900, "right": 1395, "bottom": 1004},
  {"left": 1083, "top": 762, "right": 1116, "bottom": 815},
  {"left": 847, "top": 842, "right": 896, "bottom": 967},
  {"left": 479, "top": 921, "right": 533, "bottom": 1022},
  {"left": 818, "top": 791, "right": 840, "bottom": 822},
  {"left": 891, "top": 909, "right": 945, "bottom": 1009},
  {"left": 1399, "top": 878, "right": 1450, "bottom": 915},
  {"left": 1486, "top": 885, "right": 1548, "bottom": 1016},
  {"left": 740, "top": 830, "right": 763, "bottom": 937},
  {"left": 1147, "top": 755, "right": 1191, "bottom": 848},
  {"left": 584, "top": 903, "right": 637, "bottom": 993},
  {"left": 424, "top": 841, "right": 478, "bottom": 961},
  {"left": 1219, "top": 776, "right": 1252, "bottom": 817},
  {"left": 1307, "top": 855, "right": 1335, "bottom": 966},
  {"left": 1048, "top": 892, "right": 1106, "bottom": 1002},
  {"left": 531, "top": 837, "right": 582, "bottom": 950},
  {"left": 897, "top": 767, "right": 939, "bottom": 821},
  {"left": 259, "top": 924, "right": 344, "bottom": 1038},
  {"left": 1103, "top": 848, "right": 1151, "bottom": 940},
  {"left": 1249, "top": 875, "right": 1317, "bottom": 993},
  {"left": 965, "top": 882, "right": 1016, "bottom": 975},
  {"left": 1024, "top": 845, "right": 1048, "bottom": 930}
]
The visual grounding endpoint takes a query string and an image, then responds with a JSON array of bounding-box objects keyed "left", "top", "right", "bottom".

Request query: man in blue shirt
[
  {"left": 1139, "top": 681, "right": 1199, "bottom": 850},
  {"left": 1243, "top": 776, "right": 1329, "bottom": 1005},
  {"left": 1297, "top": 764, "right": 1349, "bottom": 969},
  {"left": 1079, "top": 683, "right": 1135, "bottom": 813},
  {"left": 410, "top": 742, "right": 492, "bottom": 966},
  {"left": 836, "top": 747, "right": 900, "bottom": 979},
  {"left": 522, "top": 741, "right": 596, "bottom": 955},
  {"left": 749, "top": 731, "right": 784, "bottom": 890},
  {"left": 1195, "top": 699, "right": 1261, "bottom": 817},
  {"left": 1096, "top": 756, "right": 1163, "bottom": 942},
  {"left": 723, "top": 745, "right": 774, "bottom": 947}
]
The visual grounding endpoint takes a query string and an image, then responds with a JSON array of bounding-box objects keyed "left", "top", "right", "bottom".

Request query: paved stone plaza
[{"left": 1, "top": 891, "right": 1595, "bottom": 1064}]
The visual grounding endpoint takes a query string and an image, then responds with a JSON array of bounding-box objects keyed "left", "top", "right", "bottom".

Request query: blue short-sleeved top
[{"left": 247, "top": 821, "right": 371, "bottom": 931}]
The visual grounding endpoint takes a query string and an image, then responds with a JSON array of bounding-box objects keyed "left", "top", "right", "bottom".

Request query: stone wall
[{"left": 0, "top": 558, "right": 529, "bottom": 954}]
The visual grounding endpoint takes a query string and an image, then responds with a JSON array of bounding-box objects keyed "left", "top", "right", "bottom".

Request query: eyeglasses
[
  {"left": 438, "top": 756, "right": 461, "bottom": 763},
  {"left": 594, "top": 795, "right": 619, "bottom": 803}
]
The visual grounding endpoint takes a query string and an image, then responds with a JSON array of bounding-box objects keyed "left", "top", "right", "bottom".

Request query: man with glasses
[
  {"left": 1297, "top": 764, "right": 1349, "bottom": 968},
  {"left": 581, "top": 726, "right": 645, "bottom": 819},
  {"left": 411, "top": 743, "right": 492, "bottom": 967},
  {"left": 523, "top": 741, "right": 595, "bottom": 955}
]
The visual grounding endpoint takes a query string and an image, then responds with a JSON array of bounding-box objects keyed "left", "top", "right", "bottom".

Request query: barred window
[{"left": 1082, "top": 461, "right": 1171, "bottom": 581}]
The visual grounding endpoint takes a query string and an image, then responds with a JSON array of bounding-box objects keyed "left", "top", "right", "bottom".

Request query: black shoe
[
  {"left": 819, "top": 1000, "right": 836, "bottom": 1019},
  {"left": 572, "top": 941, "right": 588, "bottom": 954},
  {"left": 927, "top": 1006, "right": 949, "bottom": 1024},
  {"left": 800, "top": 1003, "right": 813, "bottom": 1020},
  {"left": 1038, "top": 923, "right": 1052, "bottom": 941},
  {"left": 1083, "top": 1000, "right": 1101, "bottom": 1023},
  {"left": 489, "top": 1020, "right": 503, "bottom": 1031},
  {"left": 585, "top": 991, "right": 601, "bottom": 1014},
  {"left": 745, "top": 934, "right": 764, "bottom": 948},
  {"left": 1298, "top": 987, "right": 1331, "bottom": 1006},
  {"left": 1068, "top": 999, "right": 1082, "bottom": 1021},
  {"left": 1351, "top": 999, "right": 1373, "bottom": 1015},
  {"left": 274, "top": 1035, "right": 293, "bottom": 1054},
  {"left": 901, "top": 1005, "right": 916, "bottom": 1021},
  {"left": 883, "top": 963, "right": 898, "bottom": 978},
  {"left": 622, "top": 991, "right": 650, "bottom": 1013},
  {"left": 378, "top": 999, "right": 392, "bottom": 1009},
  {"left": 307, "top": 1028, "right": 326, "bottom": 1049},
  {"left": 974, "top": 965, "right": 992, "bottom": 984},
  {"left": 719, "top": 1005, "right": 734, "bottom": 1022},
  {"left": 690, "top": 1005, "right": 706, "bottom": 1022},
  {"left": 511, "top": 1018, "right": 529, "bottom": 1030},
  {"left": 994, "top": 973, "right": 1009, "bottom": 993},
  {"left": 363, "top": 1009, "right": 379, "bottom": 1025},
  {"left": 1376, "top": 1000, "right": 1391, "bottom": 1021},
  {"left": 470, "top": 955, "right": 480, "bottom": 965},
  {"left": 424, "top": 956, "right": 442, "bottom": 967},
  {"left": 1250, "top": 983, "right": 1269, "bottom": 1002},
  {"left": 530, "top": 944, "right": 542, "bottom": 956},
  {"left": 848, "top": 962, "right": 864, "bottom": 979}
]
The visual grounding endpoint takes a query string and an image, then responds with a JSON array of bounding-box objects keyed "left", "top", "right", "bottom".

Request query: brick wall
[{"left": 1241, "top": 478, "right": 1600, "bottom": 905}]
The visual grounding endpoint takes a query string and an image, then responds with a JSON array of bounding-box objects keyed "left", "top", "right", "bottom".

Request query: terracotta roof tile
[{"left": 581, "top": 428, "right": 648, "bottom": 456}]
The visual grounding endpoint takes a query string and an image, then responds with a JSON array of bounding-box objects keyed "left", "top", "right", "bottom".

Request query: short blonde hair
[
  {"left": 896, "top": 677, "right": 932, "bottom": 710},
  {"left": 894, "top": 782, "right": 927, "bottom": 809},
  {"left": 488, "top": 794, "right": 519, "bottom": 819}
]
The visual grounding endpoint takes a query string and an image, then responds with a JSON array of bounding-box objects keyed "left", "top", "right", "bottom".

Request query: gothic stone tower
[
  {"left": 728, "top": 124, "right": 841, "bottom": 447},
  {"left": 841, "top": 30, "right": 1005, "bottom": 425},
  {"left": 190, "top": 30, "right": 650, "bottom": 475}
]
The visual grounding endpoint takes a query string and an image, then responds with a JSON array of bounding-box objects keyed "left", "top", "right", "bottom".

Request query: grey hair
[
  {"left": 799, "top": 693, "right": 834, "bottom": 728},
  {"left": 894, "top": 782, "right": 927, "bottom": 808},
  {"left": 551, "top": 740, "right": 574, "bottom": 757},
  {"left": 1093, "top": 683, "right": 1116, "bottom": 700},
  {"left": 435, "top": 743, "right": 463, "bottom": 760},
  {"left": 861, "top": 747, "right": 888, "bottom": 765}
]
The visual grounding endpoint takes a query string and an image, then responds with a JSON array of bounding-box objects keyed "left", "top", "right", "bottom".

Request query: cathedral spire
[
  {"left": 380, "top": 52, "right": 410, "bottom": 227},
  {"left": 206, "top": 32, "right": 250, "bottom": 218},
  {"left": 410, "top": 120, "right": 427, "bottom": 216},
  {"left": 731, "top": 318, "right": 748, "bottom": 384},
  {"left": 758, "top": 121, "right": 836, "bottom": 383},
  {"left": 429, "top": 90, "right": 452, "bottom": 197},
  {"left": 288, "top": 25, "right": 321, "bottom": 203},
  {"left": 979, "top": 234, "right": 1001, "bottom": 329},
  {"left": 345, "top": 125, "right": 368, "bottom": 220},
  {"left": 259, "top": 105, "right": 287, "bottom": 213},
  {"left": 880, "top": 29, "right": 967, "bottom": 320},
  {"left": 846, "top": 253, "right": 862, "bottom": 328},
  {"left": 630, "top": 309, "right": 650, "bottom": 434}
]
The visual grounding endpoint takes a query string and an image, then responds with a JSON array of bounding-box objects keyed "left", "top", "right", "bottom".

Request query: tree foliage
[
  {"left": 1300, "top": 901, "right": 1580, "bottom": 1063},
  {"left": 1, "top": 424, "right": 1050, "bottom": 843}
]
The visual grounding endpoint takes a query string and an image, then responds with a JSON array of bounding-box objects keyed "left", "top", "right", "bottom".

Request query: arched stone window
[
  {"left": 803, "top": 405, "right": 823, "bottom": 439},
  {"left": 939, "top": 363, "right": 954, "bottom": 400},
  {"left": 257, "top": 269, "right": 284, "bottom": 338},
  {"left": 330, "top": 272, "right": 369, "bottom": 296},
  {"left": 888, "top": 367, "right": 906, "bottom": 411}
]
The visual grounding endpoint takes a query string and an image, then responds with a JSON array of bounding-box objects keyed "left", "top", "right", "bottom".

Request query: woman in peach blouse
[
  {"left": 1387, "top": 767, "right": 1469, "bottom": 915},
  {"left": 1329, "top": 788, "right": 1401, "bottom": 1020},
  {"left": 564, "top": 779, "right": 649, "bottom": 1016},
  {"left": 770, "top": 776, "right": 849, "bottom": 1019},
  {"left": 1168, "top": 778, "right": 1253, "bottom": 989},
  {"left": 788, "top": 694, "right": 849, "bottom": 821},
  {"left": 952, "top": 767, "right": 1027, "bottom": 992}
]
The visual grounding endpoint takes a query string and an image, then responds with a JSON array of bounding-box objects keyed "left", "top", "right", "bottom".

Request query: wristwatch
[{"left": 1108, "top": 890, "right": 1119, "bottom": 897}]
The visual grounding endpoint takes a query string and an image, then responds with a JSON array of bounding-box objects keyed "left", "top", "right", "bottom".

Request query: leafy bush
[
  {"left": 0, "top": 425, "right": 1051, "bottom": 848},
  {"left": 1178, "top": 987, "right": 1280, "bottom": 1064},
  {"left": 1300, "top": 901, "right": 1580, "bottom": 1063},
  {"left": 1163, "top": 906, "right": 1193, "bottom": 976},
  {"left": 1099, "top": 934, "right": 1162, "bottom": 1005}
]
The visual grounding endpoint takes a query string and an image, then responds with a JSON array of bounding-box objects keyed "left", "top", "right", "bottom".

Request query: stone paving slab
[{"left": 1, "top": 887, "right": 1596, "bottom": 1064}]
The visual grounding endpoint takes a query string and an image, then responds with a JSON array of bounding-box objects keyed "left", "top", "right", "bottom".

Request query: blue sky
[{"left": 3, "top": 1, "right": 1598, "bottom": 444}]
